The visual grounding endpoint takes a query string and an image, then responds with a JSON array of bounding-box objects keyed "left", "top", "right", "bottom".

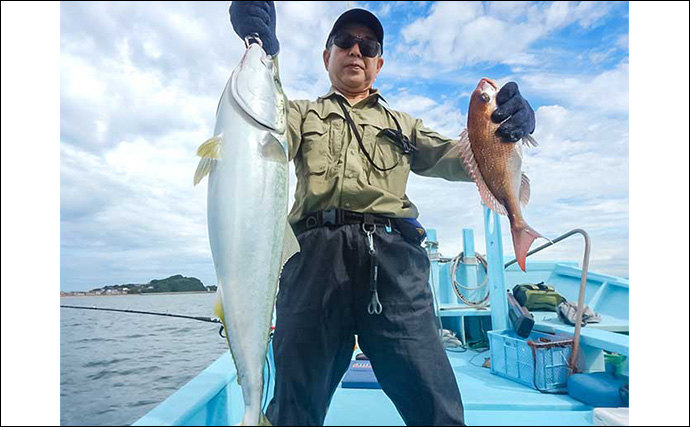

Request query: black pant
[{"left": 266, "top": 224, "right": 465, "bottom": 426}]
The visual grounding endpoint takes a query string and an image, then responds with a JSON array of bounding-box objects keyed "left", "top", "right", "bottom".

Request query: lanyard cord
[{"left": 336, "top": 97, "right": 399, "bottom": 172}]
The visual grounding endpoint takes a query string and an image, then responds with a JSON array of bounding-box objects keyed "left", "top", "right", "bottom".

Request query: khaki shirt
[{"left": 286, "top": 87, "right": 471, "bottom": 225}]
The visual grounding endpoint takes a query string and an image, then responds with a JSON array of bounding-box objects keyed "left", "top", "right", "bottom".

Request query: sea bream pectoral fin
[
  {"left": 457, "top": 129, "right": 508, "bottom": 215},
  {"left": 521, "top": 134, "right": 538, "bottom": 148}
]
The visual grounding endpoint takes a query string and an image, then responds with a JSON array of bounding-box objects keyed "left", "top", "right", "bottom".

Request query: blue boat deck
[
  {"left": 134, "top": 347, "right": 596, "bottom": 426},
  {"left": 326, "top": 349, "right": 594, "bottom": 426}
]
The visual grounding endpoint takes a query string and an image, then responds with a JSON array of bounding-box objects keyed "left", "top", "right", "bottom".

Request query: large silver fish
[{"left": 194, "top": 39, "right": 299, "bottom": 426}]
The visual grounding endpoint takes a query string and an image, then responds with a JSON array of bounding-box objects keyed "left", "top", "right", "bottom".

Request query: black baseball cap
[{"left": 326, "top": 9, "right": 384, "bottom": 54}]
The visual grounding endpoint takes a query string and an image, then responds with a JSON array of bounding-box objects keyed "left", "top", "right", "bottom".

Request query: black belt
[{"left": 293, "top": 209, "right": 393, "bottom": 235}]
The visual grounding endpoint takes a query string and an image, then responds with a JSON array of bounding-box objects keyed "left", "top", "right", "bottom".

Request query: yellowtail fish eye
[{"left": 481, "top": 93, "right": 491, "bottom": 102}]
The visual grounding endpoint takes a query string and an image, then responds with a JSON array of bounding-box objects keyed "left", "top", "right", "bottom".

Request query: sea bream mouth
[
  {"left": 477, "top": 77, "right": 499, "bottom": 102},
  {"left": 479, "top": 77, "right": 499, "bottom": 92}
]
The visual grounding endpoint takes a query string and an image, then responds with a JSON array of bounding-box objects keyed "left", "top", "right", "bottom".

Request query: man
[{"left": 229, "top": 2, "right": 536, "bottom": 426}]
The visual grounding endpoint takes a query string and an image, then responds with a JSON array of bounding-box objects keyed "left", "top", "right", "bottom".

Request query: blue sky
[{"left": 59, "top": 1, "right": 630, "bottom": 291}]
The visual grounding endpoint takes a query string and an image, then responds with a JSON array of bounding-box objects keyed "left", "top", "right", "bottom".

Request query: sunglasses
[{"left": 331, "top": 33, "right": 382, "bottom": 58}]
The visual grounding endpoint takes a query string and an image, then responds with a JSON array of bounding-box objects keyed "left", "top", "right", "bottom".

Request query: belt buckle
[{"left": 323, "top": 209, "right": 337, "bottom": 226}]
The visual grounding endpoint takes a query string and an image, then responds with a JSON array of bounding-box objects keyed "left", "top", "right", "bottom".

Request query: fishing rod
[
  {"left": 60, "top": 304, "right": 222, "bottom": 324},
  {"left": 60, "top": 304, "right": 229, "bottom": 341}
]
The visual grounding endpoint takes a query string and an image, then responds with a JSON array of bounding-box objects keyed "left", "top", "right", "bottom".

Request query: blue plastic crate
[{"left": 488, "top": 329, "right": 573, "bottom": 392}]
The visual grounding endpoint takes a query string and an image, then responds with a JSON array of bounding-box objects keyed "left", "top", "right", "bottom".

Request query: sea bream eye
[{"left": 481, "top": 93, "right": 491, "bottom": 102}]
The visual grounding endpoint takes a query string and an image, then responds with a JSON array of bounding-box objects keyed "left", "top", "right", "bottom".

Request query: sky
[{"left": 59, "top": 1, "right": 631, "bottom": 291}]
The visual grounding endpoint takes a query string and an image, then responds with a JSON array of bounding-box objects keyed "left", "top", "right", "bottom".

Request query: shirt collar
[{"left": 318, "top": 86, "right": 387, "bottom": 106}]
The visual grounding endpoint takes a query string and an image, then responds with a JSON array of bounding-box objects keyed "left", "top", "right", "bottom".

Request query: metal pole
[{"left": 503, "top": 228, "right": 591, "bottom": 372}]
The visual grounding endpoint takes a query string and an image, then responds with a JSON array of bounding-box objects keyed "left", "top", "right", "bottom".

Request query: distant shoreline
[{"left": 60, "top": 291, "right": 215, "bottom": 297}]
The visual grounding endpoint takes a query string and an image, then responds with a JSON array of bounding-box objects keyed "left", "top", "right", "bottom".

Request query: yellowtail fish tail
[
  {"left": 237, "top": 412, "right": 271, "bottom": 426},
  {"left": 511, "top": 223, "right": 543, "bottom": 272},
  {"left": 259, "top": 412, "right": 272, "bottom": 426},
  {"left": 240, "top": 409, "right": 271, "bottom": 426}
]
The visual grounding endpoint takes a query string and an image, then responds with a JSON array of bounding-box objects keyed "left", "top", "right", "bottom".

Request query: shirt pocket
[
  {"left": 300, "top": 112, "right": 330, "bottom": 177},
  {"left": 359, "top": 118, "right": 412, "bottom": 197}
]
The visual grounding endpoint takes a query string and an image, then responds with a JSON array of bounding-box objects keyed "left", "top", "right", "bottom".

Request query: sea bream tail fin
[
  {"left": 511, "top": 222, "right": 543, "bottom": 272},
  {"left": 194, "top": 136, "right": 222, "bottom": 186},
  {"left": 458, "top": 129, "right": 508, "bottom": 215}
]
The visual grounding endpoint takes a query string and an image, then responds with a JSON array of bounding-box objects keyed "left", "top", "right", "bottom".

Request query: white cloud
[
  {"left": 276, "top": 1, "right": 350, "bottom": 100},
  {"left": 571, "top": 1, "right": 617, "bottom": 29},
  {"left": 400, "top": 1, "right": 618, "bottom": 67},
  {"left": 61, "top": 132, "right": 211, "bottom": 289},
  {"left": 376, "top": 2, "right": 393, "bottom": 18},
  {"left": 616, "top": 34, "right": 629, "bottom": 51},
  {"left": 522, "top": 61, "right": 629, "bottom": 115},
  {"left": 487, "top": 1, "right": 532, "bottom": 22}
]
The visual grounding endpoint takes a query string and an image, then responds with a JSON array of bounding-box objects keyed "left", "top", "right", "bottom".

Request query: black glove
[
  {"left": 491, "top": 82, "right": 535, "bottom": 143},
  {"left": 229, "top": 1, "right": 279, "bottom": 56}
]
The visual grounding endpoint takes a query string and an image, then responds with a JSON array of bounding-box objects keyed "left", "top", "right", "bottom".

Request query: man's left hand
[{"left": 491, "top": 82, "right": 535, "bottom": 143}]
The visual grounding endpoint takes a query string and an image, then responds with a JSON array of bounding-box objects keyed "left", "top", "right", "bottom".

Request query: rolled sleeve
[{"left": 410, "top": 119, "right": 471, "bottom": 182}]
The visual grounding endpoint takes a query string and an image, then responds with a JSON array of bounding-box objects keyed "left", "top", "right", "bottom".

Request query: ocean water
[{"left": 60, "top": 293, "right": 228, "bottom": 426}]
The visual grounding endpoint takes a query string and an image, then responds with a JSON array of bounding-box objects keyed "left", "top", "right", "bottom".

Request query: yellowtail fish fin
[
  {"left": 520, "top": 173, "right": 531, "bottom": 207},
  {"left": 522, "top": 134, "right": 538, "bottom": 147},
  {"left": 213, "top": 288, "right": 241, "bottom": 385},
  {"left": 458, "top": 129, "right": 508, "bottom": 215},
  {"left": 260, "top": 133, "right": 288, "bottom": 163},
  {"left": 511, "top": 223, "right": 543, "bottom": 272},
  {"left": 213, "top": 290, "right": 225, "bottom": 323},
  {"left": 193, "top": 136, "right": 222, "bottom": 186}
]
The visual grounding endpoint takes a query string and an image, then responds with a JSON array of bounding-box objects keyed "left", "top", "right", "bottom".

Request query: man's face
[{"left": 323, "top": 23, "right": 384, "bottom": 95}]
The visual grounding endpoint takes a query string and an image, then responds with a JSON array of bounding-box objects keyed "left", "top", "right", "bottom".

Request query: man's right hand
[{"left": 229, "top": 1, "right": 280, "bottom": 56}]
